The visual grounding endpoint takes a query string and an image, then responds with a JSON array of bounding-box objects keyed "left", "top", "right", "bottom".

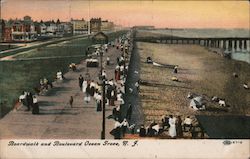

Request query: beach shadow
[
  {"left": 38, "top": 111, "right": 79, "bottom": 115},
  {"left": 141, "top": 80, "right": 191, "bottom": 89},
  {"left": 62, "top": 78, "right": 73, "bottom": 82},
  {"left": 77, "top": 67, "right": 85, "bottom": 72},
  {"left": 206, "top": 107, "right": 228, "bottom": 113},
  {"left": 66, "top": 106, "right": 85, "bottom": 109},
  {"left": 45, "top": 87, "right": 71, "bottom": 96},
  {"left": 38, "top": 101, "right": 57, "bottom": 107}
]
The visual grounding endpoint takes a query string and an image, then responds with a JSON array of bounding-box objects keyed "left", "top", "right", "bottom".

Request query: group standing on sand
[{"left": 137, "top": 115, "right": 203, "bottom": 139}]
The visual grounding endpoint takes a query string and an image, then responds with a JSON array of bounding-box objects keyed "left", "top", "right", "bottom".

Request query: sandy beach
[{"left": 137, "top": 42, "right": 250, "bottom": 127}]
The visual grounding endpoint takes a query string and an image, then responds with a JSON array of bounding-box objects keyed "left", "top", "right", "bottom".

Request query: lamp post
[
  {"left": 101, "top": 78, "right": 106, "bottom": 139},
  {"left": 100, "top": 49, "right": 103, "bottom": 77},
  {"left": 99, "top": 49, "right": 106, "bottom": 139}
]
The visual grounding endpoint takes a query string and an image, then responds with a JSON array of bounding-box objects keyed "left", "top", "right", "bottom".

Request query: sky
[{"left": 0, "top": 0, "right": 249, "bottom": 28}]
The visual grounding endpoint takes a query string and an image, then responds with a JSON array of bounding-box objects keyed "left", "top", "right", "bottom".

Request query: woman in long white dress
[
  {"left": 82, "top": 79, "right": 87, "bottom": 93},
  {"left": 82, "top": 80, "right": 90, "bottom": 103},
  {"left": 168, "top": 115, "right": 177, "bottom": 138}
]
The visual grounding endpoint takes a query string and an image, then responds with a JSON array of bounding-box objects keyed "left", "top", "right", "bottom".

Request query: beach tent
[{"left": 190, "top": 96, "right": 205, "bottom": 110}]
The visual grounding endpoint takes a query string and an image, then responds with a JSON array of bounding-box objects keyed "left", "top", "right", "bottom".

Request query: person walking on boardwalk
[
  {"left": 78, "top": 75, "right": 84, "bottom": 91},
  {"left": 107, "top": 57, "right": 110, "bottom": 65},
  {"left": 85, "top": 82, "right": 91, "bottom": 103},
  {"left": 115, "top": 66, "right": 120, "bottom": 81},
  {"left": 26, "top": 92, "right": 33, "bottom": 111},
  {"left": 32, "top": 96, "right": 39, "bottom": 115},
  {"left": 69, "top": 96, "right": 73, "bottom": 108},
  {"left": 82, "top": 79, "right": 87, "bottom": 93},
  {"left": 95, "top": 92, "right": 102, "bottom": 112}
]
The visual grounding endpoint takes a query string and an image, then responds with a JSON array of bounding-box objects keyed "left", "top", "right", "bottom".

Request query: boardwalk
[{"left": 0, "top": 45, "right": 127, "bottom": 139}]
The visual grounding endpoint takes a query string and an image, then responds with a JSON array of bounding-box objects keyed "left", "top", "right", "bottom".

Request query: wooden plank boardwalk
[{"left": 0, "top": 45, "right": 127, "bottom": 139}]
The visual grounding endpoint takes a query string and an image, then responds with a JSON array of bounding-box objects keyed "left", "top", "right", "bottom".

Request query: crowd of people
[
  {"left": 76, "top": 33, "right": 131, "bottom": 116},
  {"left": 15, "top": 31, "right": 142, "bottom": 139},
  {"left": 137, "top": 115, "right": 203, "bottom": 139},
  {"left": 18, "top": 91, "right": 39, "bottom": 114},
  {"left": 17, "top": 69, "right": 66, "bottom": 114},
  {"left": 38, "top": 77, "right": 53, "bottom": 93}
]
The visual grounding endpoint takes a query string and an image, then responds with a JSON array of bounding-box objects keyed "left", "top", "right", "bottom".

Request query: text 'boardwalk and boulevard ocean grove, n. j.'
[{"left": 7, "top": 140, "right": 139, "bottom": 147}]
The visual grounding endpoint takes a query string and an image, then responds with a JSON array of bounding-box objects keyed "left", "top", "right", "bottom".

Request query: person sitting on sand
[
  {"left": 233, "top": 72, "right": 238, "bottom": 78},
  {"left": 218, "top": 99, "right": 226, "bottom": 107},
  {"left": 152, "top": 124, "right": 160, "bottom": 135},
  {"left": 211, "top": 96, "right": 219, "bottom": 102},
  {"left": 183, "top": 116, "right": 192, "bottom": 132},
  {"left": 187, "top": 92, "right": 193, "bottom": 99},
  {"left": 243, "top": 83, "right": 249, "bottom": 89},
  {"left": 110, "top": 118, "right": 122, "bottom": 139},
  {"left": 139, "top": 125, "right": 146, "bottom": 137},
  {"left": 147, "top": 125, "right": 156, "bottom": 137},
  {"left": 171, "top": 76, "right": 179, "bottom": 82},
  {"left": 161, "top": 115, "right": 170, "bottom": 129},
  {"left": 173, "top": 66, "right": 178, "bottom": 74}
]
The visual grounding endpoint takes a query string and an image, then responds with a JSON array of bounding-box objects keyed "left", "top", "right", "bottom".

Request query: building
[
  {"left": 56, "top": 22, "right": 73, "bottom": 37},
  {"left": 65, "top": 22, "right": 73, "bottom": 34},
  {"left": 71, "top": 19, "right": 88, "bottom": 34},
  {"left": 44, "top": 21, "right": 57, "bottom": 36},
  {"left": 11, "top": 20, "right": 37, "bottom": 42},
  {"left": 34, "top": 22, "right": 46, "bottom": 36},
  {"left": 39, "top": 23, "right": 47, "bottom": 36},
  {"left": 90, "top": 18, "right": 101, "bottom": 33},
  {"left": 0, "top": 20, "right": 3, "bottom": 42},
  {"left": 3, "top": 20, "right": 13, "bottom": 42},
  {"left": 101, "top": 20, "right": 114, "bottom": 31},
  {"left": 92, "top": 31, "right": 108, "bottom": 44},
  {"left": 1, "top": 16, "right": 38, "bottom": 42}
]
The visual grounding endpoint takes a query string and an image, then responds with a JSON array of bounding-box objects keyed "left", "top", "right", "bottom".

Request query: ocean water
[
  {"left": 139, "top": 28, "right": 250, "bottom": 64},
  {"left": 146, "top": 28, "right": 250, "bottom": 38}
]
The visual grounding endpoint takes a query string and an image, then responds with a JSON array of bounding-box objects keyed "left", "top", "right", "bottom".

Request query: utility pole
[
  {"left": 100, "top": 50, "right": 103, "bottom": 76},
  {"left": 88, "top": 0, "right": 91, "bottom": 35}
]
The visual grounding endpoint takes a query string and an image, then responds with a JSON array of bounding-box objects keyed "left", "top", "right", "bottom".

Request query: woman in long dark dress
[
  {"left": 176, "top": 116, "right": 183, "bottom": 138},
  {"left": 32, "top": 96, "right": 39, "bottom": 115},
  {"left": 96, "top": 93, "right": 102, "bottom": 112}
]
